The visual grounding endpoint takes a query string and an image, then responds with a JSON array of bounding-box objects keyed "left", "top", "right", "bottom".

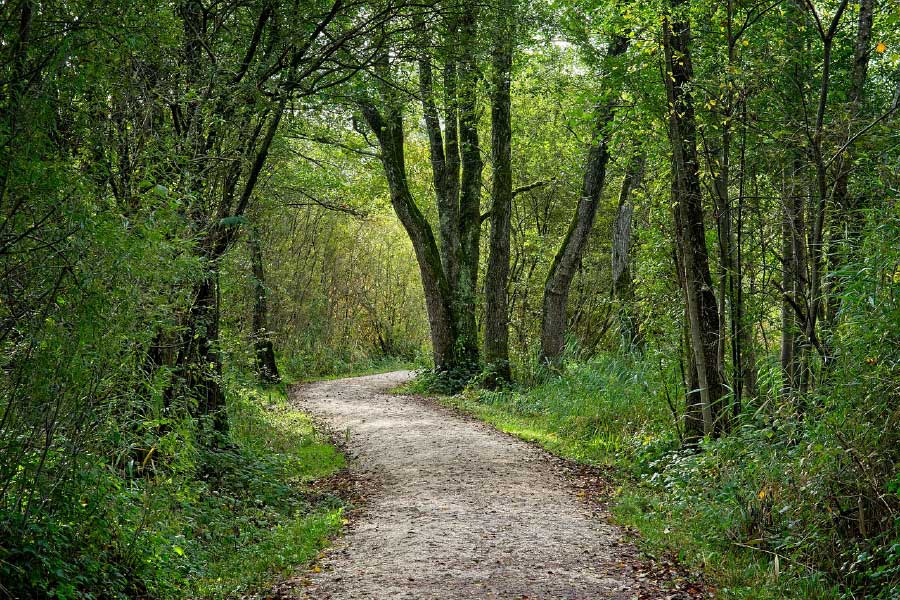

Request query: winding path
[{"left": 285, "top": 371, "right": 683, "bottom": 599}]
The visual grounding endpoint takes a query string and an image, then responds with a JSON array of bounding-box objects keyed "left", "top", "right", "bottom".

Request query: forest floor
[{"left": 273, "top": 371, "right": 703, "bottom": 599}]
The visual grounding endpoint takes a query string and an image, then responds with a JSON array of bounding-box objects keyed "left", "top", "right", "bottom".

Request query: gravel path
[{"left": 285, "top": 371, "right": 680, "bottom": 599}]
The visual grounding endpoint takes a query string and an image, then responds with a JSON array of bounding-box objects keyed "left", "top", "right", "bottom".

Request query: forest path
[{"left": 283, "top": 371, "right": 683, "bottom": 599}]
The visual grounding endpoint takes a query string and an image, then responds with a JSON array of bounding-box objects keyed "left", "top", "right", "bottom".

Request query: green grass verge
[
  {"left": 173, "top": 382, "right": 347, "bottom": 598},
  {"left": 0, "top": 379, "right": 348, "bottom": 599}
]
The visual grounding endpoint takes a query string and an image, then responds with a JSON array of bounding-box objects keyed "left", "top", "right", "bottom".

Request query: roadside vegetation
[
  {"left": 409, "top": 300, "right": 900, "bottom": 598},
  {"left": 0, "top": 376, "right": 346, "bottom": 598}
]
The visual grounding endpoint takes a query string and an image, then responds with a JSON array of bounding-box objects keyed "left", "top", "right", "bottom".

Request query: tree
[
  {"left": 611, "top": 150, "right": 645, "bottom": 352},
  {"left": 662, "top": 0, "right": 727, "bottom": 437},
  {"left": 484, "top": 0, "right": 516, "bottom": 384},
  {"left": 361, "top": 0, "right": 493, "bottom": 379},
  {"left": 540, "top": 34, "right": 629, "bottom": 365},
  {"left": 163, "top": 0, "right": 395, "bottom": 435},
  {"left": 249, "top": 224, "right": 280, "bottom": 383}
]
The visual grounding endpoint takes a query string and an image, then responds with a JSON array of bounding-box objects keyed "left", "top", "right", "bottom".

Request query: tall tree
[
  {"left": 540, "top": 34, "right": 629, "bottom": 365},
  {"left": 484, "top": 0, "right": 516, "bottom": 384},
  {"left": 611, "top": 150, "right": 645, "bottom": 352},
  {"left": 168, "top": 0, "right": 393, "bottom": 435},
  {"left": 663, "top": 0, "right": 727, "bottom": 436},
  {"left": 363, "top": 1, "right": 486, "bottom": 378}
]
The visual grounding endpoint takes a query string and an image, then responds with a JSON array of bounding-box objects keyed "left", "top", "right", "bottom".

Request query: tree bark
[
  {"left": 484, "top": 0, "right": 515, "bottom": 384},
  {"left": 780, "top": 0, "right": 810, "bottom": 396},
  {"left": 175, "top": 270, "right": 228, "bottom": 436},
  {"left": 249, "top": 225, "right": 280, "bottom": 384},
  {"left": 539, "top": 35, "right": 628, "bottom": 365},
  {"left": 611, "top": 151, "right": 645, "bottom": 353},
  {"left": 805, "top": 0, "right": 851, "bottom": 376},
  {"left": 675, "top": 247, "right": 704, "bottom": 444},
  {"left": 411, "top": 8, "right": 482, "bottom": 376},
  {"left": 361, "top": 100, "right": 459, "bottom": 371},
  {"left": 663, "top": 4, "right": 727, "bottom": 436},
  {"left": 455, "top": 4, "right": 483, "bottom": 367}
]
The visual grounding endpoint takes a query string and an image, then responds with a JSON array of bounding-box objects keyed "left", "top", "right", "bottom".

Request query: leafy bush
[{"left": 0, "top": 381, "right": 346, "bottom": 599}]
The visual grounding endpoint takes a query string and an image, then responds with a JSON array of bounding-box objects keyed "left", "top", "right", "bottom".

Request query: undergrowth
[{"left": 0, "top": 378, "right": 346, "bottom": 599}]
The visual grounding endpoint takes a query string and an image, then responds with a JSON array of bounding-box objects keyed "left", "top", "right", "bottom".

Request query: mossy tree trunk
[
  {"left": 663, "top": 2, "right": 728, "bottom": 437},
  {"left": 539, "top": 35, "right": 629, "bottom": 365},
  {"left": 484, "top": 0, "right": 515, "bottom": 385},
  {"left": 249, "top": 225, "right": 280, "bottom": 384}
]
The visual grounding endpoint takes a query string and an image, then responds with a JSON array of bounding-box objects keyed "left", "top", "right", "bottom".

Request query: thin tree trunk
[
  {"left": 780, "top": 1, "right": 810, "bottom": 396},
  {"left": 484, "top": 0, "right": 515, "bottom": 384},
  {"left": 663, "top": 3, "right": 727, "bottom": 436},
  {"left": 249, "top": 225, "right": 280, "bottom": 384},
  {"left": 675, "top": 247, "right": 704, "bottom": 445},
  {"left": 611, "top": 151, "right": 645, "bottom": 352},
  {"left": 806, "top": 0, "right": 851, "bottom": 376},
  {"left": 735, "top": 102, "right": 757, "bottom": 403},
  {"left": 540, "top": 35, "right": 628, "bottom": 365}
]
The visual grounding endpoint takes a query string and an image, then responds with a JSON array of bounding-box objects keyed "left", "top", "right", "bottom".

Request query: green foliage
[
  {"left": 2, "top": 0, "right": 899, "bottom": 597},
  {"left": 0, "top": 381, "right": 345, "bottom": 599},
  {"left": 398, "top": 364, "right": 482, "bottom": 395},
  {"left": 441, "top": 323, "right": 900, "bottom": 598}
]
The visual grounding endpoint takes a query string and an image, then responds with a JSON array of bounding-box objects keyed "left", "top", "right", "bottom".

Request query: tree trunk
[
  {"left": 412, "top": 9, "right": 483, "bottom": 377},
  {"left": 826, "top": 0, "right": 875, "bottom": 328},
  {"left": 455, "top": 4, "right": 483, "bottom": 367},
  {"left": 540, "top": 35, "right": 628, "bottom": 365},
  {"left": 484, "top": 0, "right": 515, "bottom": 385},
  {"left": 675, "top": 247, "right": 704, "bottom": 444},
  {"left": 249, "top": 225, "right": 280, "bottom": 384},
  {"left": 360, "top": 100, "right": 459, "bottom": 371},
  {"left": 780, "top": 1, "right": 811, "bottom": 396},
  {"left": 175, "top": 269, "right": 228, "bottom": 436},
  {"left": 806, "top": 0, "right": 851, "bottom": 377},
  {"left": 611, "top": 151, "right": 645, "bottom": 353},
  {"left": 780, "top": 160, "right": 807, "bottom": 394},
  {"left": 663, "top": 4, "right": 727, "bottom": 436}
]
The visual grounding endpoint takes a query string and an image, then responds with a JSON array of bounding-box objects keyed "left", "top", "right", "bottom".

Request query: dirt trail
[{"left": 284, "top": 371, "right": 686, "bottom": 599}]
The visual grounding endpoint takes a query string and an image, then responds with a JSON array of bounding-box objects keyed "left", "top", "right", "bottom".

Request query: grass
[
  {"left": 174, "top": 381, "right": 347, "bottom": 598},
  {"left": 0, "top": 377, "right": 348, "bottom": 599}
]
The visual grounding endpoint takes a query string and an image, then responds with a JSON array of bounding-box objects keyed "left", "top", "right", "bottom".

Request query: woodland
[{"left": 1, "top": 0, "right": 899, "bottom": 597}]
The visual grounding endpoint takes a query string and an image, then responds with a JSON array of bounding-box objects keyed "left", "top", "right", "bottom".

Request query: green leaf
[{"left": 219, "top": 215, "right": 248, "bottom": 227}]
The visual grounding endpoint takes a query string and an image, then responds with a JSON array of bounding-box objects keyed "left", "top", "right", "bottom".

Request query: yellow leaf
[
  {"left": 758, "top": 488, "right": 767, "bottom": 500},
  {"left": 313, "top": 566, "right": 321, "bottom": 573},
  {"left": 876, "top": 42, "right": 887, "bottom": 54}
]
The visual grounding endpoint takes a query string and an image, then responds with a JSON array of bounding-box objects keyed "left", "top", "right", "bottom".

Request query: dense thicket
[{"left": 1, "top": 0, "right": 899, "bottom": 596}]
